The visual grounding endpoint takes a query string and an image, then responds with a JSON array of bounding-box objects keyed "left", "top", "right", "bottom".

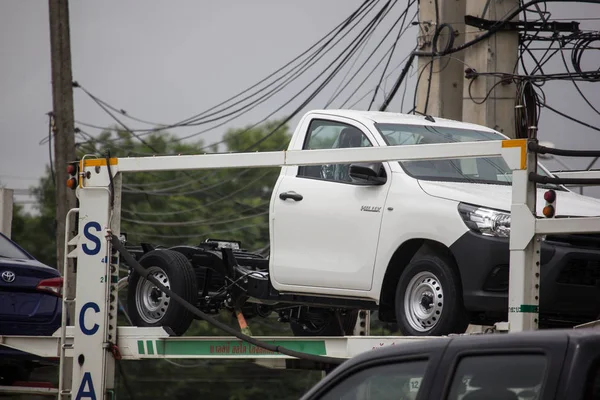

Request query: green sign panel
[
  {"left": 508, "top": 304, "right": 539, "bottom": 313},
  {"left": 137, "top": 339, "right": 327, "bottom": 357}
]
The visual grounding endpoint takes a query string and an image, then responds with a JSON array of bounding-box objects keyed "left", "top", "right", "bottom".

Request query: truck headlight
[{"left": 458, "top": 203, "right": 511, "bottom": 238}]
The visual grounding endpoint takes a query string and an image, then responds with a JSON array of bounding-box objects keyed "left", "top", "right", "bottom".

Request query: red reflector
[
  {"left": 543, "top": 190, "right": 556, "bottom": 203},
  {"left": 67, "top": 164, "right": 76, "bottom": 175},
  {"left": 36, "top": 277, "right": 63, "bottom": 297}
]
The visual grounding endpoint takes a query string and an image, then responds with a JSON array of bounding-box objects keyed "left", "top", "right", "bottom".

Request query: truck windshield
[{"left": 375, "top": 123, "right": 561, "bottom": 189}]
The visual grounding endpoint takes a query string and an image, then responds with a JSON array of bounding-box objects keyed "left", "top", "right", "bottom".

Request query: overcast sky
[{"left": 1, "top": 1, "right": 599, "bottom": 211}]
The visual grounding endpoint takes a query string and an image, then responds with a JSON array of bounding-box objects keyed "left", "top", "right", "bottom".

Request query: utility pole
[
  {"left": 414, "top": 0, "right": 466, "bottom": 120},
  {"left": 49, "top": 0, "right": 76, "bottom": 393},
  {"left": 49, "top": 0, "right": 76, "bottom": 324},
  {"left": 461, "top": 0, "right": 519, "bottom": 138}
]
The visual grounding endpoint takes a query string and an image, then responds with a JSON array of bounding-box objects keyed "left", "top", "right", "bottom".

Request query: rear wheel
[
  {"left": 395, "top": 251, "right": 468, "bottom": 336},
  {"left": 290, "top": 308, "right": 358, "bottom": 336},
  {"left": 127, "top": 249, "right": 197, "bottom": 336}
]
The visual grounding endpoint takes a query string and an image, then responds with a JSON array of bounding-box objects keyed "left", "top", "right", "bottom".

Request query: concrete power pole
[
  {"left": 461, "top": 0, "right": 519, "bottom": 138},
  {"left": 0, "top": 189, "right": 14, "bottom": 239},
  {"left": 49, "top": 0, "right": 77, "bottom": 308},
  {"left": 414, "top": 0, "right": 467, "bottom": 120},
  {"left": 49, "top": 0, "right": 76, "bottom": 392}
]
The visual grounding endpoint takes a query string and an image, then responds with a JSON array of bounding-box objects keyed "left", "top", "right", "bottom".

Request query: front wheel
[
  {"left": 395, "top": 252, "right": 468, "bottom": 336},
  {"left": 127, "top": 249, "right": 198, "bottom": 336}
]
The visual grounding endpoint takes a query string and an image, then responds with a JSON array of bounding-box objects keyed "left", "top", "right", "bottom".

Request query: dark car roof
[
  {"left": 300, "top": 328, "right": 600, "bottom": 399},
  {"left": 348, "top": 328, "right": 599, "bottom": 364}
]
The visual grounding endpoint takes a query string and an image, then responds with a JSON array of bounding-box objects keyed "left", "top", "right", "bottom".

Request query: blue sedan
[{"left": 0, "top": 232, "right": 63, "bottom": 385}]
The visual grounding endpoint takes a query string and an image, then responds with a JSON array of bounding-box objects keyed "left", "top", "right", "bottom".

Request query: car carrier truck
[{"left": 123, "top": 109, "right": 600, "bottom": 337}]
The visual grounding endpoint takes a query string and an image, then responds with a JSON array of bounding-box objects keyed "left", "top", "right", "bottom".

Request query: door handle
[{"left": 279, "top": 191, "right": 303, "bottom": 201}]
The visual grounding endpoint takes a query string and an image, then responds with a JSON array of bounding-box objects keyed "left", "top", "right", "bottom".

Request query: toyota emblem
[{"left": 1, "top": 270, "right": 15, "bottom": 283}]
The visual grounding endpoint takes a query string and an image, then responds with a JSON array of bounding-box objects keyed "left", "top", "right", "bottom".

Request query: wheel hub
[
  {"left": 420, "top": 292, "right": 434, "bottom": 310},
  {"left": 135, "top": 267, "right": 171, "bottom": 324},
  {"left": 404, "top": 271, "right": 444, "bottom": 332}
]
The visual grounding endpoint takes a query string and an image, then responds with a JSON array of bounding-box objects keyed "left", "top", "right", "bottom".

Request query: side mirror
[{"left": 349, "top": 162, "right": 386, "bottom": 185}]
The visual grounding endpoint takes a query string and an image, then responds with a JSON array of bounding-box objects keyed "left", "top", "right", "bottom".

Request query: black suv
[{"left": 301, "top": 328, "right": 600, "bottom": 400}]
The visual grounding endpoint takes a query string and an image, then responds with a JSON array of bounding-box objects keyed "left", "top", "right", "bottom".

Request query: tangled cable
[
  {"left": 570, "top": 32, "right": 600, "bottom": 82},
  {"left": 515, "top": 79, "right": 545, "bottom": 139}
]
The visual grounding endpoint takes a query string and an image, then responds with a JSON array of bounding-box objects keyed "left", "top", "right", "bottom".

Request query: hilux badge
[{"left": 361, "top": 206, "right": 382, "bottom": 213}]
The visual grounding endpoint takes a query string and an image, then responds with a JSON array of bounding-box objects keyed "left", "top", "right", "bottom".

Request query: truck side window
[
  {"left": 317, "top": 359, "right": 427, "bottom": 400},
  {"left": 445, "top": 354, "right": 546, "bottom": 400},
  {"left": 298, "top": 119, "right": 373, "bottom": 183}
]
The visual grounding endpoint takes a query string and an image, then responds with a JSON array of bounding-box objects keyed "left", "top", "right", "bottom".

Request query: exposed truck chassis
[{"left": 123, "top": 238, "right": 373, "bottom": 336}]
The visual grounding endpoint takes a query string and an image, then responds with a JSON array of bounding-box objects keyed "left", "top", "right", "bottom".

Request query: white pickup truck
[{"left": 124, "top": 109, "right": 600, "bottom": 337}]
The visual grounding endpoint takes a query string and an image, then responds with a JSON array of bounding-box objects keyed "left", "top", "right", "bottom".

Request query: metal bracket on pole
[
  {"left": 508, "top": 138, "right": 541, "bottom": 332},
  {"left": 353, "top": 310, "right": 371, "bottom": 336},
  {"left": 464, "top": 15, "right": 580, "bottom": 32}
]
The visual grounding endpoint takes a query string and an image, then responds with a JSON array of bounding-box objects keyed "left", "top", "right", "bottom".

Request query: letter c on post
[{"left": 80, "top": 302, "right": 100, "bottom": 336}]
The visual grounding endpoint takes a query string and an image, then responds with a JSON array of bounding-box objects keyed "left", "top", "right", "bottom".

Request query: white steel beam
[
  {"left": 536, "top": 217, "right": 600, "bottom": 235},
  {"left": 0, "top": 334, "right": 66, "bottom": 358},
  {"left": 0, "top": 386, "right": 59, "bottom": 396},
  {"left": 1, "top": 327, "right": 437, "bottom": 361},
  {"left": 81, "top": 139, "right": 526, "bottom": 176}
]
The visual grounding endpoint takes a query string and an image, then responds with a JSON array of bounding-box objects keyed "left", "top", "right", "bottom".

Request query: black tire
[
  {"left": 127, "top": 249, "right": 197, "bottom": 336},
  {"left": 395, "top": 251, "right": 469, "bottom": 336},
  {"left": 290, "top": 308, "right": 359, "bottom": 336}
]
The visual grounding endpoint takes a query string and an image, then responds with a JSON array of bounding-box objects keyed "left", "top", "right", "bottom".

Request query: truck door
[
  {"left": 427, "top": 334, "right": 569, "bottom": 400},
  {"left": 271, "top": 116, "right": 391, "bottom": 292}
]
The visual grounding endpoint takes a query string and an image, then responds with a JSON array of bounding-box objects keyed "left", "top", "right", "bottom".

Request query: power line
[
  {"left": 72, "top": 0, "right": 379, "bottom": 146},
  {"left": 329, "top": 2, "right": 418, "bottom": 108},
  {"left": 116, "top": 0, "right": 392, "bottom": 200}
]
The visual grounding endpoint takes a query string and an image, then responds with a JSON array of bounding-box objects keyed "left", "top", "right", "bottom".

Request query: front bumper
[{"left": 449, "top": 231, "right": 600, "bottom": 322}]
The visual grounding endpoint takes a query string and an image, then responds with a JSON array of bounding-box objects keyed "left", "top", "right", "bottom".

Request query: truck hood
[{"left": 418, "top": 180, "right": 600, "bottom": 217}]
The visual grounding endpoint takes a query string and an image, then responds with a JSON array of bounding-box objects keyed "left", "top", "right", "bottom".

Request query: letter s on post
[
  {"left": 82, "top": 222, "right": 101, "bottom": 256},
  {"left": 80, "top": 302, "right": 100, "bottom": 336}
]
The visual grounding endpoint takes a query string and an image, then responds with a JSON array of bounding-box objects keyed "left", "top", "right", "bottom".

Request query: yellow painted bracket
[{"left": 501, "top": 139, "right": 527, "bottom": 170}]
